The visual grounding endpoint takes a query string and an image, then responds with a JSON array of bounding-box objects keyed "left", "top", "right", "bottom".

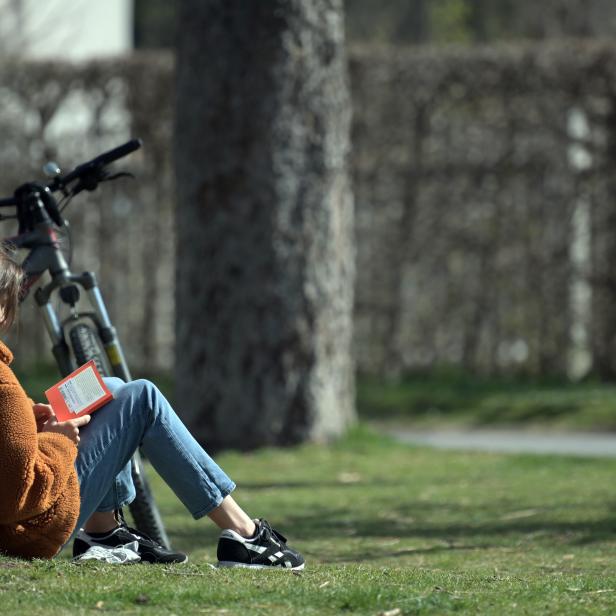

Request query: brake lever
[
  {"left": 72, "top": 164, "right": 106, "bottom": 195},
  {"left": 102, "top": 172, "right": 135, "bottom": 182}
]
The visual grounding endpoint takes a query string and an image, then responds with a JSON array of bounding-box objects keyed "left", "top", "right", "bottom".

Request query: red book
[{"left": 45, "top": 360, "right": 113, "bottom": 422}]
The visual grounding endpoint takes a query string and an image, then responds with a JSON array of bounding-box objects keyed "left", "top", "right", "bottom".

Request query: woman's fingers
[
  {"left": 32, "top": 404, "right": 55, "bottom": 431},
  {"left": 64, "top": 416, "right": 90, "bottom": 445},
  {"left": 71, "top": 415, "right": 91, "bottom": 428},
  {"left": 65, "top": 424, "right": 80, "bottom": 445},
  {"left": 70, "top": 415, "right": 90, "bottom": 445},
  {"left": 40, "top": 415, "right": 91, "bottom": 444},
  {"left": 32, "top": 403, "right": 54, "bottom": 420}
]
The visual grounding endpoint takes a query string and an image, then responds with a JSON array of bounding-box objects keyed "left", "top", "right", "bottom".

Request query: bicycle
[{"left": 0, "top": 139, "right": 171, "bottom": 548}]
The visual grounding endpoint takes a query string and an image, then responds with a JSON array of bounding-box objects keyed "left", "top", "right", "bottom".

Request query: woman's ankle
[
  {"left": 83, "top": 511, "right": 119, "bottom": 534},
  {"left": 207, "top": 496, "right": 257, "bottom": 537},
  {"left": 237, "top": 519, "right": 258, "bottom": 538}
]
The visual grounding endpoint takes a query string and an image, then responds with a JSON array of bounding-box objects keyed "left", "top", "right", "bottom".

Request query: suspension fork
[
  {"left": 34, "top": 288, "right": 74, "bottom": 377},
  {"left": 32, "top": 269, "right": 132, "bottom": 382},
  {"left": 78, "top": 272, "right": 133, "bottom": 382}
]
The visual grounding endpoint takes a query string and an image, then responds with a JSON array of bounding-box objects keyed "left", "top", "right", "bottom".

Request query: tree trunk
[
  {"left": 591, "top": 99, "right": 616, "bottom": 379},
  {"left": 174, "top": 0, "right": 355, "bottom": 450}
]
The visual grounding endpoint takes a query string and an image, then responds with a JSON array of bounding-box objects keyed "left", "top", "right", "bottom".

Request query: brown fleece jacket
[{"left": 0, "top": 341, "right": 80, "bottom": 559}]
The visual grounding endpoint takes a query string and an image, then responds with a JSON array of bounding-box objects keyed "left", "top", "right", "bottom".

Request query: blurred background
[{"left": 3, "top": 0, "right": 616, "bottom": 443}]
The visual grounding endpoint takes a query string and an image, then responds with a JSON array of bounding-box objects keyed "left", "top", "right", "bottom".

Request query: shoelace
[
  {"left": 120, "top": 524, "right": 163, "bottom": 548},
  {"left": 115, "top": 508, "right": 164, "bottom": 549},
  {"left": 259, "top": 519, "right": 288, "bottom": 546}
]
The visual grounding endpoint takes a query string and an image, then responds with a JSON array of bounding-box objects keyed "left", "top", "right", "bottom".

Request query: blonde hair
[{"left": 0, "top": 244, "right": 24, "bottom": 330}]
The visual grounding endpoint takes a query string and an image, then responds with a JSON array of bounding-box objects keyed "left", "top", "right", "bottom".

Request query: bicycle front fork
[{"left": 34, "top": 270, "right": 132, "bottom": 380}]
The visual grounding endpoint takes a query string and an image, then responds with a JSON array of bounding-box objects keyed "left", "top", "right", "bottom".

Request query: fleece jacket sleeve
[{"left": 0, "top": 383, "right": 78, "bottom": 524}]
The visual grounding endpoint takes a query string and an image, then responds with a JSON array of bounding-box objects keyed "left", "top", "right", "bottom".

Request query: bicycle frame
[{"left": 12, "top": 217, "right": 131, "bottom": 382}]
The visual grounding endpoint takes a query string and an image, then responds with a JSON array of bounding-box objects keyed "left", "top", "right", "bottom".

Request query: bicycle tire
[
  {"left": 128, "top": 451, "right": 171, "bottom": 548},
  {"left": 68, "top": 322, "right": 171, "bottom": 548},
  {"left": 68, "top": 322, "right": 110, "bottom": 376}
]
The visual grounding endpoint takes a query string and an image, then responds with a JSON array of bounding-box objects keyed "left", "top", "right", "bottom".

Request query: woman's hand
[
  {"left": 32, "top": 403, "right": 55, "bottom": 432},
  {"left": 41, "top": 414, "right": 91, "bottom": 445}
]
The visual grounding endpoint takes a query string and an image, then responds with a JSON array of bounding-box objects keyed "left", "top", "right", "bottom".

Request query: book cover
[{"left": 45, "top": 360, "right": 113, "bottom": 422}]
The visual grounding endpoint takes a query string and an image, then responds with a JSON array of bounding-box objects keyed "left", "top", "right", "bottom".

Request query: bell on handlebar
[{"left": 43, "top": 162, "right": 62, "bottom": 178}]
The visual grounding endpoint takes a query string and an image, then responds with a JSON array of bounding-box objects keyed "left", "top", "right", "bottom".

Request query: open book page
[
  {"left": 58, "top": 365, "right": 106, "bottom": 414},
  {"left": 45, "top": 360, "right": 113, "bottom": 422}
]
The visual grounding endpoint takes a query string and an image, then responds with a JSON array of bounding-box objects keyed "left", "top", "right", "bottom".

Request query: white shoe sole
[{"left": 217, "top": 561, "right": 305, "bottom": 571}]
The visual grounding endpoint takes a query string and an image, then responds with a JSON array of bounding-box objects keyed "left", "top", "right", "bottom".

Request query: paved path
[{"left": 388, "top": 428, "right": 616, "bottom": 458}]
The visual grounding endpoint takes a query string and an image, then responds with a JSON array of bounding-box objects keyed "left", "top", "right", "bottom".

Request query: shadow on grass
[
  {"left": 319, "top": 543, "right": 494, "bottom": 563},
  {"left": 166, "top": 497, "right": 616, "bottom": 562}
]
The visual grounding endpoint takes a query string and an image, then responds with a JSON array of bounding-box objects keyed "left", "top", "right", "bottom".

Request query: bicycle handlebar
[
  {"left": 0, "top": 139, "right": 143, "bottom": 229},
  {"left": 59, "top": 139, "right": 142, "bottom": 186}
]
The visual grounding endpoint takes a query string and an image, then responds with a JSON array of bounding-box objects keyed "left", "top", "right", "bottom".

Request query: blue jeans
[{"left": 72, "top": 378, "right": 236, "bottom": 533}]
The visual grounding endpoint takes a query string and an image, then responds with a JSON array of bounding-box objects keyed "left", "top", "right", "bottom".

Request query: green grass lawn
[
  {"left": 358, "top": 371, "right": 616, "bottom": 431},
  {"left": 2, "top": 427, "right": 616, "bottom": 614}
]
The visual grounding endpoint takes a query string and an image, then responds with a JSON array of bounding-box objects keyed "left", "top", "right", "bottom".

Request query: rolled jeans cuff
[{"left": 192, "top": 480, "right": 237, "bottom": 520}]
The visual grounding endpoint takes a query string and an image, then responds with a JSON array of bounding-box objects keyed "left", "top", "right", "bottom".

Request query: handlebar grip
[
  {"left": 0, "top": 197, "right": 17, "bottom": 207},
  {"left": 90, "top": 138, "right": 142, "bottom": 166},
  {"left": 60, "top": 139, "right": 143, "bottom": 185}
]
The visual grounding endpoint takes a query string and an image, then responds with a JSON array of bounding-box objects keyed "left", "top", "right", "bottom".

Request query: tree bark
[
  {"left": 174, "top": 0, "right": 355, "bottom": 450},
  {"left": 590, "top": 99, "right": 616, "bottom": 379}
]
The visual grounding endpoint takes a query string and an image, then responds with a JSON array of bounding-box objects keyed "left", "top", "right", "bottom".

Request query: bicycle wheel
[
  {"left": 68, "top": 322, "right": 110, "bottom": 375},
  {"left": 128, "top": 451, "right": 171, "bottom": 548},
  {"left": 68, "top": 322, "right": 172, "bottom": 549}
]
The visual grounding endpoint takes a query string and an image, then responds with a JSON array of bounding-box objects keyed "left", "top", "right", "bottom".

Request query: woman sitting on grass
[{"left": 0, "top": 247, "right": 304, "bottom": 569}]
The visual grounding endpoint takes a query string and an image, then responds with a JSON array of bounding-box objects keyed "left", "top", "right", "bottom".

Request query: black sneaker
[
  {"left": 217, "top": 519, "right": 305, "bottom": 570},
  {"left": 72, "top": 524, "right": 188, "bottom": 564}
]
